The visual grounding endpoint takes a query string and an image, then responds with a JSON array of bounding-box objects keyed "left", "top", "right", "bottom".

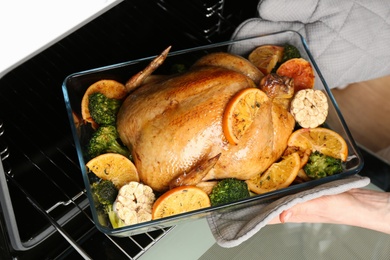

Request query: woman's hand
[{"left": 270, "top": 188, "right": 390, "bottom": 234}]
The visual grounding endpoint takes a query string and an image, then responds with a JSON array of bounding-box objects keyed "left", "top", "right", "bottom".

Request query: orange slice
[
  {"left": 248, "top": 45, "right": 284, "bottom": 75},
  {"left": 283, "top": 146, "right": 311, "bottom": 168},
  {"left": 276, "top": 58, "right": 315, "bottom": 92},
  {"left": 81, "top": 80, "right": 127, "bottom": 128},
  {"left": 287, "top": 127, "right": 348, "bottom": 161},
  {"left": 222, "top": 88, "right": 269, "bottom": 145},
  {"left": 246, "top": 152, "right": 301, "bottom": 194},
  {"left": 86, "top": 153, "right": 139, "bottom": 189},
  {"left": 152, "top": 186, "right": 210, "bottom": 220}
]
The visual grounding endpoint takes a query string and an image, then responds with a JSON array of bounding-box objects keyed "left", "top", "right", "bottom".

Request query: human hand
[
  {"left": 207, "top": 176, "right": 370, "bottom": 247},
  {"left": 269, "top": 188, "right": 390, "bottom": 235},
  {"left": 232, "top": 0, "right": 390, "bottom": 88}
]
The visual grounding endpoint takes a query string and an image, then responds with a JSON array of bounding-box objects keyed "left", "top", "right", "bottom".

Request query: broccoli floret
[
  {"left": 209, "top": 178, "right": 250, "bottom": 206},
  {"left": 91, "top": 180, "right": 125, "bottom": 228},
  {"left": 272, "top": 44, "right": 301, "bottom": 72},
  {"left": 91, "top": 180, "right": 118, "bottom": 214},
  {"left": 304, "top": 151, "right": 343, "bottom": 179},
  {"left": 87, "top": 125, "right": 130, "bottom": 159},
  {"left": 89, "top": 92, "right": 122, "bottom": 126},
  {"left": 281, "top": 44, "right": 301, "bottom": 63}
]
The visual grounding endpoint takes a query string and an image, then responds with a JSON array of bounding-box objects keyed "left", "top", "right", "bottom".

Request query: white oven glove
[
  {"left": 206, "top": 175, "right": 370, "bottom": 248},
  {"left": 231, "top": 0, "right": 390, "bottom": 89},
  {"left": 206, "top": 0, "right": 382, "bottom": 248}
]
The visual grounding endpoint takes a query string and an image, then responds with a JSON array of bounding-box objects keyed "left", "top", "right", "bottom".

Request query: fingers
[
  {"left": 278, "top": 197, "right": 329, "bottom": 224},
  {"left": 268, "top": 202, "right": 317, "bottom": 225},
  {"left": 268, "top": 215, "right": 282, "bottom": 224},
  {"left": 279, "top": 210, "right": 292, "bottom": 223},
  {"left": 277, "top": 191, "right": 356, "bottom": 224}
]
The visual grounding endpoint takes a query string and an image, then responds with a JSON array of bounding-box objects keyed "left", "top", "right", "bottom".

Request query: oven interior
[
  {"left": 0, "top": 1, "right": 389, "bottom": 259},
  {"left": 0, "top": 0, "right": 259, "bottom": 259}
]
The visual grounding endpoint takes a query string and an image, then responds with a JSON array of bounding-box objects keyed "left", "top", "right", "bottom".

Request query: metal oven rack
[
  {"left": 0, "top": 117, "right": 174, "bottom": 259},
  {"left": 0, "top": 0, "right": 258, "bottom": 258}
]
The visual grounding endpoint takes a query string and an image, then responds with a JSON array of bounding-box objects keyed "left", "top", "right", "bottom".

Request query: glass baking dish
[{"left": 62, "top": 30, "right": 363, "bottom": 237}]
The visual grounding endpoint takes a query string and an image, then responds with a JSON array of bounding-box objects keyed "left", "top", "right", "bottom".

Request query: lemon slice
[
  {"left": 222, "top": 88, "right": 269, "bottom": 145},
  {"left": 246, "top": 152, "right": 301, "bottom": 194},
  {"left": 287, "top": 127, "right": 348, "bottom": 161}
]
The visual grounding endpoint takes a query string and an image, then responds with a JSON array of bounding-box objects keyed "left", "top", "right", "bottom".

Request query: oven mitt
[
  {"left": 206, "top": 175, "right": 370, "bottom": 248},
  {"left": 231, "top": 0, "right": 390, "bottom": 89},
  {"left": 207, "top": 0, "right": 380, "bottom": 248}
]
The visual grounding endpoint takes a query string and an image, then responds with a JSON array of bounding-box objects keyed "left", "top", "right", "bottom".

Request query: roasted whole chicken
[{"left": 116, "top": 50, "right": 295, "bottom": 192}]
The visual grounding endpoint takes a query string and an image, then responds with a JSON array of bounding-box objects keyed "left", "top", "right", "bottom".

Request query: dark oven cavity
[{"left": 0, "top": 0, "right": 259, "bottom": 259}]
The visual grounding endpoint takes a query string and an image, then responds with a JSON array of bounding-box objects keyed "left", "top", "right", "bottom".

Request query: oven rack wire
[
  {"left": 0, "top": 117, "right": 174, "bottom": 259},
  {"left": 0, "top": 1, "right": 258, "bottom": 258}
]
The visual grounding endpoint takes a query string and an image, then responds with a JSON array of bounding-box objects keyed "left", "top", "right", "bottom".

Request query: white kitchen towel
[
  {"left": 231, "top": 0, "right": 390, "bottom": 89},
  {"left": 207, "top": 175, "right": 370, "bottom": 248}
]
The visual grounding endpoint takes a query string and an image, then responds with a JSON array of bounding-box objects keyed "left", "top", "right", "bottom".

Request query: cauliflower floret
[
  {"left": 114, "top": 181, "right": 155, "bottom": 225},
  {"left": 290, "top": 89, "right": 328, "bottom": 128}
]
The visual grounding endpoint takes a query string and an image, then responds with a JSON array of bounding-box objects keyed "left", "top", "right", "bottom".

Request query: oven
[
  {"left": 1, "top": 1, "right": 389, "bottom": 259},
  {"left": 0, "top": 1, "right": 258, "bottom": 259}
]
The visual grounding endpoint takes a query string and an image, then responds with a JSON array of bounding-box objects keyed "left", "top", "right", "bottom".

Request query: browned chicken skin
[
  {"left": 117, "top": 52, "right": 295, "bottom": 192},
  {"left": 260, "top": 73, "right": 295, "bottom": 110}
]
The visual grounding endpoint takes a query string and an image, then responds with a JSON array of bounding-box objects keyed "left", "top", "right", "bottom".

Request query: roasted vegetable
[
  {"left": 304, "top": 151, "right": 343, "bottom": 179},
  {"left": 91, "top": 179, "right": 127, "bottom": 228},
  {"left": 209, "top": 178, "right": 250, "bottom": 206},
  {"left": 91, "top": 180, "right": 118, "bottom": 228},
  {"left": 290, "top": 89, "right": 328, "bottom": 128},
  {"left": 81, "top": 79, "right": 127, "bottom": 128},
  {"left": 91, "top": 180, "right": 118, "bottom": 214},
  {"left": 88, "top": 92, "right": 122, "bottom": 126},
  {"left": 87, "top": 125, "right": 130, "bottom": 159},
  {"left": 272, "top": 44, "right": 301, "bottom": 72},
  {"left": 281, "top": 44, "right": 301, "bottom": 63},
  {"left": 114, "top": 182, "right": 155, "bottom": 225}
]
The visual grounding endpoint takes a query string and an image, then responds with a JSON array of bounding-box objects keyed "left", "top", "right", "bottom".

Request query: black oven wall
[{"left": 0, "top": 0, "right": 259, "bottom": 259}]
